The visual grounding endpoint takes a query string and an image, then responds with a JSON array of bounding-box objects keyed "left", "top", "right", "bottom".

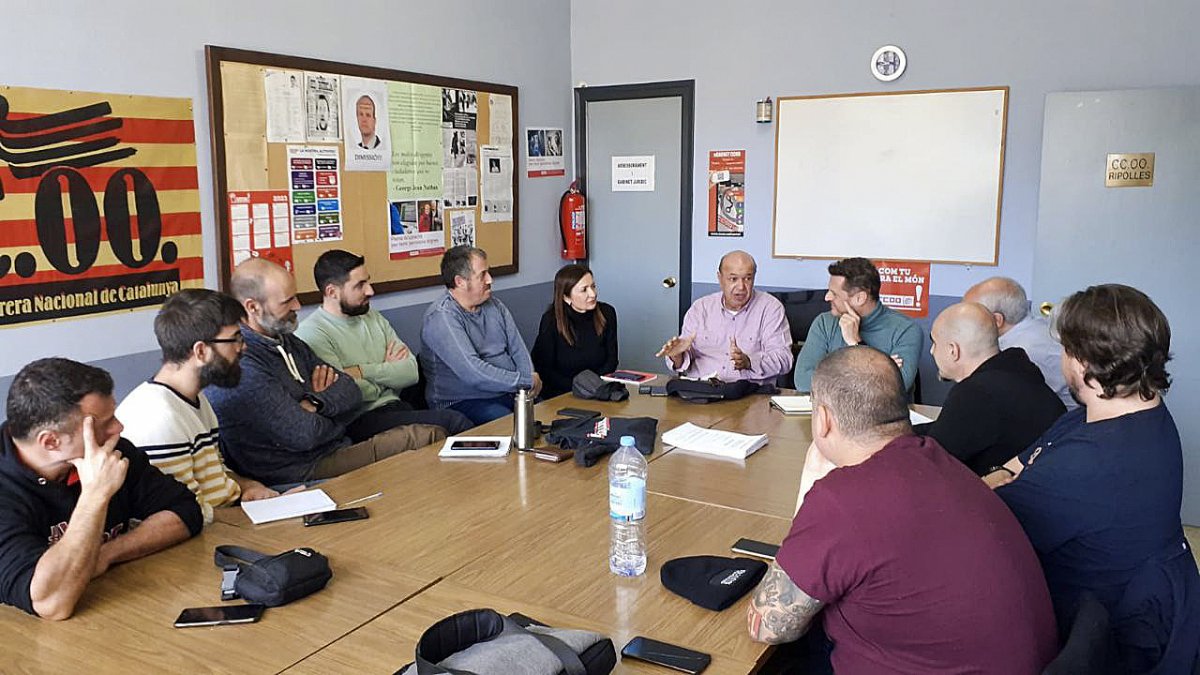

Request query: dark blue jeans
[{"left": 448, "top": 394, "right": 515, "bottom": 426}]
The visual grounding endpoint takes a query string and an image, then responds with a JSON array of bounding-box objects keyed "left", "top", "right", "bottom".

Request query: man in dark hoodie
[
  {"left": 914, "top": 302, "right": 1065, "bottom": 475},
  {"left": 0, "top": 358, "right": 202, "bottom": 619},
  {"left": 206, "top": 258, "right": 444, "bottom": 488}
]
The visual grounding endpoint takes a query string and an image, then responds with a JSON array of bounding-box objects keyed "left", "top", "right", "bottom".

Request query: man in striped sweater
[{"left": 117, "top": 289, "right": 278, "bottom": 524}]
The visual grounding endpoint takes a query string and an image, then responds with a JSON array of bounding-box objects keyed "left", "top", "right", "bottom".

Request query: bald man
[
  {"left": 657, "top": 251, "right": 793, "bottom": 384},
  {"left": 913, "top": 302, "right": 1065, "bottom": 475},
  {"left": 963, "top": 277, "right": 1074, "bottom": 409},
  {"left": 205, "top": 259, "right": 443, "bottom": 487}
]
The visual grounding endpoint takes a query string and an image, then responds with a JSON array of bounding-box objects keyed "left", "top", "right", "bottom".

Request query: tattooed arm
[{"left": 746, "top": 561, "right": 825, "bottom": 644}]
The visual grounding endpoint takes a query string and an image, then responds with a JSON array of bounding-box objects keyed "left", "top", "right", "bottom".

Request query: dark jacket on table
[
  {"left": 531, "top": 303, "right": 618, "bottom": 399},
  {"left": 205, "top": 325, "right": 362, "bottom": 485},
  {"left": 914, "top": 347, "right": 1066, "bottom": 475},
  {"left": 0, "top": 424, "right": 203, "bottom": 615}
]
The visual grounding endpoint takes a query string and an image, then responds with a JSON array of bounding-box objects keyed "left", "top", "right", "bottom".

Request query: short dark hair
[
  {"left": 440, "top": 245, "right": 486, "bottom": 289},
  {"left": 811, "top": 346, "right": 910, "bottom": 439},
  {"left": 828, "top": 257, "right": 881, "bottom": 300},
  {"left": 155, "top": 289, "right": 246, "bottom": 364},
  {"left": 5, "top": 358, "right": 113, "bottom": 440},
  {"left": 1054, "top": 284, "right": 1171, "bottom": 401},
  {"left": 313, "top": 249, "right": 366, "bottom": 295}
]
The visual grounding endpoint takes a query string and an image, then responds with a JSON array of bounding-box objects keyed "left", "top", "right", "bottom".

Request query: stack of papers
[
  {"left": 438, "top": 436, "right": 512, "bottom": 458},
  {"left": 909, "top": 409, "right": 935, "bottom": 425},
  {"left": 661, "top": 422, "right": 769, "bottom": 460},
  {"left": 770, "top": 395, "right": 812, "bottom": 415},
  {"left": 241, "top": 489, "right": 336, "bottom": 524}
]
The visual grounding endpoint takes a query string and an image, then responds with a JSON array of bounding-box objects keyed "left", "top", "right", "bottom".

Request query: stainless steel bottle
[{"left": 513, "top": 388, "right": 536, "bottom": 450}]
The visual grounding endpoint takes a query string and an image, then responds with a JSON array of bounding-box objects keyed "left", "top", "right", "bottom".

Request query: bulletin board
[
  {"left": 205, "top": 46, "right": 519, "bottom": 303},
  {"left": 772, "top": 87, "right": 1007, "bottom": 265}
]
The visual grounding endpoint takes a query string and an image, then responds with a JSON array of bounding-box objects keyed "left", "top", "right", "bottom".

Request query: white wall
[
  {"left": 570, "top": 0, "right": 1200, "bottom": 297},
  {"left": 0, "top": 0, "right": 573, "bottom": 377}
]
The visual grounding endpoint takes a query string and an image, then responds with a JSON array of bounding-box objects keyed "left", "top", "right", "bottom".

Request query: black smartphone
[
  {"left": 303, "top": 506, "right": 369, "bottom": 527},
  {"left": 557, "top": 407, "right": 600, "bottom": 420},
  {"left": 649, "top": 385, "right": 668, "bottom": 397},
  {"left": 638, "top": 384, "right": 652, "bottom": 395},
  {"left": 449, "top": 440, "right": 503, "bottom": 451},
  {"left": 731, "top": 537, "right": 780, "bottom": 561},
  {"left": 621, "top": 636, "right": 711, "bottom": 674},
  {"left": 174, "top": 604, "right": 265, "bottom": 628}
]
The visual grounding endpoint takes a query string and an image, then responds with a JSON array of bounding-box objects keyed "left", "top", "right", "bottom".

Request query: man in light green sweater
[{"left": 296, "top": 250, "right": 473, "bottom": 440}]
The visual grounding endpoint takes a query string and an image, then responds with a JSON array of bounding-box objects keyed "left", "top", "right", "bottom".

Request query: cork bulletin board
[{"left": 205, "top": 46, "right": 519, "bottom": 303}]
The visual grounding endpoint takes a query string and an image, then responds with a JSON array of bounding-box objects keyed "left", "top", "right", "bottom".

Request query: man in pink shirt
[{"left": 656, "top": 251, "right": 793, "bottom": 384}]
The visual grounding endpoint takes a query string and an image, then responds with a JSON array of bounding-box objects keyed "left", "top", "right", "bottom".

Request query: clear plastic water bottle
[{"left": 609, "top": 435, "right": 648, "bottom": 576}]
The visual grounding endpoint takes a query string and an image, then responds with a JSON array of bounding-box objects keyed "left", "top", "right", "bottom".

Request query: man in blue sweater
[
  {"left": 206, "top": 259, "right": 444, "bottom": 487},
  {"left": 421, "top": 245, "right": 541, "bottom": 425},
  {"left": 793, "top": 257, "right": 922, "bottom": 392}
]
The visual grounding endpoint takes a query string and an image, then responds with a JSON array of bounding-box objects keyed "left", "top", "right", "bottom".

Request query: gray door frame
[{"left": 573, "top": 80, "right": 695, "bottom": 326}]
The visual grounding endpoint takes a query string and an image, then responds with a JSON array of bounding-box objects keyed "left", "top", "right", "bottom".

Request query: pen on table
[{"left": 338, "top": 491, "right": 383, "bottom": 508}]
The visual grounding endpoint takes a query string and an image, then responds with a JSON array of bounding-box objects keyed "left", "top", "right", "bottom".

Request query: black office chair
[{"left": 1042, "top": 593, "right": 1119, "bottom": 675}]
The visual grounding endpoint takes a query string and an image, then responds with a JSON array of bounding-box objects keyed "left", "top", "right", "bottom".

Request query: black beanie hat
[
  {"left": 660, "top": 555, "right": 768, "bottom": 611},
  {"left": 572, "top": 370, "right": 630, "bottom": 401}
]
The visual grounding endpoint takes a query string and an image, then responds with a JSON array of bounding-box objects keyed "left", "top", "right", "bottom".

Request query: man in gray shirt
[
  {"left": 963, "top": 277, "right": 1076, "bottom": 409},
  {"left": 420, "top": 246, "right": 541, "bottom": 425}
]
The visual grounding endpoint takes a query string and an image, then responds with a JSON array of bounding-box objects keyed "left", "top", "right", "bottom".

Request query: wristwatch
[{"left": 302, "top": 393, "right": 324, "bottom": 412}]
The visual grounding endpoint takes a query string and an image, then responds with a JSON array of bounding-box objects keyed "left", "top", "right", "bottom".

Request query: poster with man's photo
[
  {"left": 441, "top": 88, "right": 477, "bottom": 130},
  {"left": 388, "top": 199, "right": 445, "bottom": 259},
  {"left": 305, "top": 73, "right": 341, "bottom": 142},
  {"left": 526, "top": 127, "right": 564, "bottom": 177},
  {"left": 342, "top": 77, "right": 390, "bottom": 171}
]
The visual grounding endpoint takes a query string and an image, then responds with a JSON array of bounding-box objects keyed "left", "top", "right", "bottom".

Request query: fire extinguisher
[{"left": 559, "top": 180, "right": 587, "bottom": 260}]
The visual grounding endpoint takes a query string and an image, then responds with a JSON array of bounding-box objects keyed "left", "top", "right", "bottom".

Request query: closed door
[
  {"left": 1034, "top": 87, "right": 1200, "bottom": 524},
  {"left": 583, "top": 94, "right": 689, "bottom": 372}
]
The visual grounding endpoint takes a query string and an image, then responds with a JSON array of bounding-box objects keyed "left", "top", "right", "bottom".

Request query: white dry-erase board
[{"left": 771, "top": 87, "right": 1008, "bottom": 265}]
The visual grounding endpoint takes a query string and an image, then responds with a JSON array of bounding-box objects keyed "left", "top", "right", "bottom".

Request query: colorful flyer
[
  {"left": 874, "top": 260, "right": 931, "bottom": 317},
  {"left": 526, "top": 127, "right": 565, "bottom": 177},
  {"left": 227, "top": 191, "right": 293, "bottom": 273},
  {"left": 388, "top": 200, "right": 445, "bottom": 259},
  {"left": 708, "top": 150, "right": 745, "bottom": 237},
  {"left": 287, "top": 146, "right": 342, "bottom": 243}
]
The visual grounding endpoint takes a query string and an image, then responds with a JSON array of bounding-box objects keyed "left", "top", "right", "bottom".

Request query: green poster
[{"left": 388, "top": 82, "right": 444, "bottom": 200}]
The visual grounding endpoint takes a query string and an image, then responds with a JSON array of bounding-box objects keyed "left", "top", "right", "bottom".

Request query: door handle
[{"left": 662, "top": 276, "right": 677, "bottom": 288}]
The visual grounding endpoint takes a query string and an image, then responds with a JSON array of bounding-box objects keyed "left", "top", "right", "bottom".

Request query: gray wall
[
  {"left": 0, "top": 0, "right": 573, "bottom": 379},
  {"left": 570, "top": 0, "right": 1200, "bottom": 301}
]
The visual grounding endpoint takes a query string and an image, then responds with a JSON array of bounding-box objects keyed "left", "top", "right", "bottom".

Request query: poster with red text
[
  {"left": 874, "top": 260, "right": 930, "bottom": 318},
  {"left": 0, "top": 84, "right": 203, "bottom": 327},
  {"left": 708, "top": 150, "right": 745, "bottom": 237},
  {"left": 227, "top": 191, "right": 294, "bottom": 274}
]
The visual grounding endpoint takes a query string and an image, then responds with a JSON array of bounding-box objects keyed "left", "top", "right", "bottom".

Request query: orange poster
[
  {"left": 0, "top": 84, "right": 202, "bottom": 327},
  {"left": 874, "top": 260, "right": 930, "bottom": 318},
  {"left": 708, "top": 150, "right": 744, "bottom": 237}
]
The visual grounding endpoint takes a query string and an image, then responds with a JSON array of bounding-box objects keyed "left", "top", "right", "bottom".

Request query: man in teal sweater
[
  {"left": 793, "top": 257, "right": 922, "bottom": 392},
  {"left": 296, "top": 250, "right": 473, "bottom": 439}
]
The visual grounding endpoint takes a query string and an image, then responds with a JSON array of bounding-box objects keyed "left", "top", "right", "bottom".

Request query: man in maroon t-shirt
[{"left": 747, "top": 346, "right": 1057, "bottom": 674}]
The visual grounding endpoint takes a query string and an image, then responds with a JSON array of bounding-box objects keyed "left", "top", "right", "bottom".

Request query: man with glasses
[{"left": 117, "top": 289, "right": 279, "bottom": 524}]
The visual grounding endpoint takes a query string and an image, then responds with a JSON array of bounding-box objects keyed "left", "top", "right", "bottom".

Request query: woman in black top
[{"left": 532, "top": 264, "right": 619, "bottom": 398}]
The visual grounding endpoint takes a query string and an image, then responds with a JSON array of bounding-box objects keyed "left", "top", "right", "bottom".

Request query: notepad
[
  {"left": 662, "top": 422, "right": 769, "bottom": 460},
  {"left": 240, "top": 489, "right": 337, "bottom": 524},
  {"left": 438, "top": 436, "right": 512, "bottom": 458},
  {"left": 770, "top": 395, "right": 812, "bottom": 415},
  {"left": 909, "top": 409, "right": 935, "bottom": 425}
]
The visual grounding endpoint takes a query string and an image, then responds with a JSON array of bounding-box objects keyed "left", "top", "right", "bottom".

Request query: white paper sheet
[
  {"left": 479, "top": 144, "right": 513, "bottom": 222},
  {"left": 240, "top": 489, "right": 336, "bottom": 525},
  {"left": 438, "top": 435, "right": 511, "bottom": 458},
  {"left": 264, "top": 69, "right": 306, "bottom": 143}
]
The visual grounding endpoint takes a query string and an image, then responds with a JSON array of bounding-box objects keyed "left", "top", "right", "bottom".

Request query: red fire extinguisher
[{"left": 559, "top": 181, "right": 587, "bottom": 260}]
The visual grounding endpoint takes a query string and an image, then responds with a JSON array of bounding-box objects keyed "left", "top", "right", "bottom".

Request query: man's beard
[
  {"left": 200, "top": 351, "right": 242, "bottom": 389},
  {"left": 259, "top": 310, "right": 298, "bottom": 336},
  {"left": 340, "top": 298, "right": 370, "bottom": 317}
]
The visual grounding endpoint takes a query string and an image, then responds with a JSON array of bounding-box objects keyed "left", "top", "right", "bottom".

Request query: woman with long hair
[{"left": 531, "top": 264, "right": 618, "bottom": 398}]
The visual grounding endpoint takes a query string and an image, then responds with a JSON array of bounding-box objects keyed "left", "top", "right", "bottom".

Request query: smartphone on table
[
  {"left": 174, "top": 604, "right": 265, "bottom": 628},
  {"left": 303, "top": 506, "right": 369, "bottom": 526},
  {"left": 730, "top": 537, "right": 780, "bottom": 561},
  {"left": 621, "top": 636, "right": 711, "bottom": 673},
  {"left": 450, "top": 440, "right": 503, "bottom": 451}
]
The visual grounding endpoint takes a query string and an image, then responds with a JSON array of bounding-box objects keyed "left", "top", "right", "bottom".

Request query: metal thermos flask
[{"left": 513, "top": 388, "right": 536, "bottom": 450}]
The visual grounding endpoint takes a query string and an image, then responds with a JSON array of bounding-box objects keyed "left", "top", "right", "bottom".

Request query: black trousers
[{"left": 346, "top": 400, "right": 474, "bottom": 443}]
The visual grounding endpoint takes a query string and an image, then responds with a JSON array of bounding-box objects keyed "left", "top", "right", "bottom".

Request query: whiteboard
[{"left": 771, "top": 88, "right": 1007, "bottom": 265}]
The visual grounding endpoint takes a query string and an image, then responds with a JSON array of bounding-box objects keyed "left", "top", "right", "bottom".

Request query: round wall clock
[{"left": 871, "top": 45, "right": 906, "bottom": 82}]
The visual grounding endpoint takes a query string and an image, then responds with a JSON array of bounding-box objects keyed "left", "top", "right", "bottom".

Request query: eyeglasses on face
[{"left": 206, "top": 333, "right": 245, "bottom": 345}]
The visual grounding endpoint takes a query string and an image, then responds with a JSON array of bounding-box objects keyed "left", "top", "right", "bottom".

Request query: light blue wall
[
  {"left": 570, "top": 0, "right": 1200, "bottom": 300},
  {"left": 0, "top": 0, "right": 573, "bottom": 379}
]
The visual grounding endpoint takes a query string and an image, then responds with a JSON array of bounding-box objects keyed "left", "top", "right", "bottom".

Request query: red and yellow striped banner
[{"left": 0, "top": 84, "right": 202, "bottom": 327}]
